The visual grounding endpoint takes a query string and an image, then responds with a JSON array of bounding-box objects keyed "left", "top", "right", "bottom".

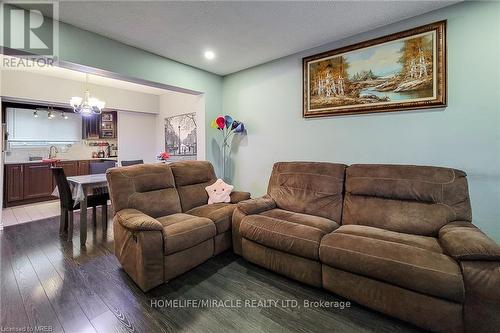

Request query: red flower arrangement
[{"left": 157, "top": 151, "right": 170, "bottom": 161}]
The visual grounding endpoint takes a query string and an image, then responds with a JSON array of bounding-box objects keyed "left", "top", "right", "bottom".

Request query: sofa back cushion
[
  {"left": 106, "top": 164, "right": 182, "bottom": 218},
  {"left": 170, "top": 161, "right": 217, "bottom": 212},
  {"left": 267, "top": 162, "right": 346, "bottom": 222},
  {"left": 343, "top": 164, "right": 472, "bottom": 236}
]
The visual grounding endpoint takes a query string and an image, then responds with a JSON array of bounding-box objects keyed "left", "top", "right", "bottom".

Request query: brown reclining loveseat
[
  {"left": 107, "top": 161, "right": 250, "bottom": 291},
  {"left": 233, "top": 162, "right": 500, "bottom": 332}
]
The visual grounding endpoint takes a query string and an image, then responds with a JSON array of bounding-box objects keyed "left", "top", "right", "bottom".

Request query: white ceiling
[{"left": 53, "top": 1, "right": 460, "bottom": 76}]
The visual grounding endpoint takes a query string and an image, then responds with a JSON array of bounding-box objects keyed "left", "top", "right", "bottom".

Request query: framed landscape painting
[{"left": 303, "top": 21, "right": 446, "bottom": 118}]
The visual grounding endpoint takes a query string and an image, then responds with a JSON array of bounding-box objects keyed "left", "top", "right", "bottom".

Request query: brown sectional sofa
[
  {"left": 106, "top": 161, "right": 250, "bottom": 291},
  {"left": 233, "top": 162, "right": 500, "bottom": 333},
  {"left": 107, "top": 159, "right": 499, "bottom": 332}
]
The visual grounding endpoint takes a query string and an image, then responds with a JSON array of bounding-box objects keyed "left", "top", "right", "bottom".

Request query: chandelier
[{"left": 69, "top": 73, "right": 105, "bottom": 116}]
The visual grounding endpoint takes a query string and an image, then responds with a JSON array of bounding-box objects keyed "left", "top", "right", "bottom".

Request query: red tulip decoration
[
  {"left": 216, "top": 116, "right": 225, "bottom": 129},
  {"left": 211, "top": 115, "right": 246, "bottom": 180}
]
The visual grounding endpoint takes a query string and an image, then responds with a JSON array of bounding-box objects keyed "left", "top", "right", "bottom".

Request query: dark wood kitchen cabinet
[
  {"left": 4, "top": 163, "right": 54, "bottom": 207},
  {"left": 82, "top": 111, "right": 117, "bottom": 140},
  {"left": 54, "top": 160, "right": 90, "bottom": 177},
  {"left": 56, "top": 160, "right": 79, "bottom": 177},
  {"left": 23, "top": 163, "right": 54, "bottom": 200},
  {"left": 5, "top": 164, "right": 24, "bottom": 203},
  {"left": 3, "top": 159, "right": 109, "bottom": 207},
  {"left": 82, "top": 114, "right": 101, "bottom": 139},
  {"left": 100, "top": 111, "right": 117, "bottom": 139},
  {"left": 78, "top": 160, "right": 90, "bottom": 175}
]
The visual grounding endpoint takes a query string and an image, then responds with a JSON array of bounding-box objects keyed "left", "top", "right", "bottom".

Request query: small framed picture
[{"left": 102, "top": 113, "right": 113, "bottom": 121}]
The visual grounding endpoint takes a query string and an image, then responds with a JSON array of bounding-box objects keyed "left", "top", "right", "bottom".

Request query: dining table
[{"left": 66, "top": 173, "right": 109, "bottom": 246}]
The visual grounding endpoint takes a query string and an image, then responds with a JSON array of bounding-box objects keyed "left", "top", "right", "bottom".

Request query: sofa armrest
[
  {"left": 115, "top": 209, "right": 163, "bottom": 232},
  {"left": 439, "top": 221, "right": 500, "bottom": 261},
  {"left": 113, "top": 216, "right": 164, "bottom": 291},
  {"left": 237, "top": 195, "right": 276, "bottom": 215},
  {"left": 461, "top": 261, "right": 500, "bottom": 332},
  {"left": 230, "top": 191, "right": 251, "bottom": 204}
]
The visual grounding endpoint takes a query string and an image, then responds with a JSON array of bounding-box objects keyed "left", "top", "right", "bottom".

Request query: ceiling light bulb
[
  {"left": 33, "top": 110, "right": 38, "bottom": 118},
  {"left": 95, "top": 100, "right": 106, "bottom": 110},
  {"left": 204, "top": 50, "right": 215, "bottom": 60},
  {"left": 70, "top": 96, "right": 82, "bottom": 108}
]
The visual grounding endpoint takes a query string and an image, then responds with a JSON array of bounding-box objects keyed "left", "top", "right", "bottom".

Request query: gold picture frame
[{"left": 303, "top": 21, "right": 446, "bottom": 118}]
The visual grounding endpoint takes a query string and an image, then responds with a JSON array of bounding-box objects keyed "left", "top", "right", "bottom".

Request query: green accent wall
[{"left": 222, "top": 2, "right": 500, "bottom": 240}]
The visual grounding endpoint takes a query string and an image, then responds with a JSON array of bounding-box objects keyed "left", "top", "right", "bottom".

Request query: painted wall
[
  {"left": 222, "top": 2, "right": 500, "bottom": 240},
  {"left": 117, "top": 111, "right": 157, "bottom": 164},
  {"left": 157, "top": 91, "right": 205, "bottom": 161}
]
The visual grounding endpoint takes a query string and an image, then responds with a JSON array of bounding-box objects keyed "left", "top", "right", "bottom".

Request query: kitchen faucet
[{"left": 49, "top": 145, "right": 59, "bottom": 159}]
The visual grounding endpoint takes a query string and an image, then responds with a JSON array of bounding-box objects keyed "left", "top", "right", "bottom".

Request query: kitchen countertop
[{"left": 4, "top": 157, "right": 118, "bottom": 165}]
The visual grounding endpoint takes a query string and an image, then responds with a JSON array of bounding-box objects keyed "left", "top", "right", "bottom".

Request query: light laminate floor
[
  {"left": 2, "top": 200, "right": 61, "bottom": 226},
  {"left": 2, "top": 201, "right": 111, "bottom": 227}
]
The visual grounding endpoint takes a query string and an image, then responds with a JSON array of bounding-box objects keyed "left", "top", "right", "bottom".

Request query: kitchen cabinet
[
  {"left": 4, "top": 163, "right": 54, "bottom": 206},
  {"left": 3, "top": 159, "right": 111, "bottom": 207},
  {"left": 82, "top": 114, "right": 101, "bottom": 139},
  {"left": 57, "top": 161, "right": 79, "bottom": 177},
  {"left": 82, "top": 111, "right": 118, "bottom": 140},
  {"left": 100, "top": 111, "right": 117, "bottom": 139},
  {"left": 54, "top": 160, "right": 90, "bottom": 177},
  {"left": 78, "top": 160, "right": 90, "bottom": 175},
  {"left": 6, "top": 107, "right": 82, "bottom": 142},
  {"left": 23, "top": 163, "right": 54, "bottom": 200},
  {"left": 5, "top": 164, "right": 23, "bottom": 203}
]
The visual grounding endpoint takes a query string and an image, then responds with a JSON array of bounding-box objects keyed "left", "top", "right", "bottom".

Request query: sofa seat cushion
[
  {"left": 157, "top": 213, "right": 216, "bottom": 255},
  {"left": 259, "top": 209, "right": 339, "bottom": 234},
  {"left": 334, "top": 225, "right": 444, "bottom": 253},
  {"left": 186, "top": 203, "right": 235, "bottom": 234},
  {"left": 320, "top": 231, "right": 464, "bottom": 302},
  {"left": 240, "top": 215, "right": 323, "bottom": 260}
]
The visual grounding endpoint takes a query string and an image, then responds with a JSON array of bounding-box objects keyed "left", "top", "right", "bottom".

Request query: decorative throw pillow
[{"left": 206, "top": 179, "right": 234, "bottom": 204}]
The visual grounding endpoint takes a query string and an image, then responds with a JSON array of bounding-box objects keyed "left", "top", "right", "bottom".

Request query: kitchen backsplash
[{"left": 4, "top": 139, "right": 118, "bottom": 162}]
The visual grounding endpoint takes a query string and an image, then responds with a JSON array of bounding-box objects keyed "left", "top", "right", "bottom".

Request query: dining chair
[
  {"left": 121, "top": 159, "right": 144, "bottom": 167},
  {"left": 88, "top": 161, "right": 114, "bottom": 224},
  {"left": 52, "top": 167, "right": 109, "bottom": 241},
  {"left": 89, "top": 160, "right": 116, "bottom": 174}
]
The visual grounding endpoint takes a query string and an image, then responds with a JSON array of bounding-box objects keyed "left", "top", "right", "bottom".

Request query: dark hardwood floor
[{"left": 0, "top": 209, "right": 424, "bottom": 333}]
